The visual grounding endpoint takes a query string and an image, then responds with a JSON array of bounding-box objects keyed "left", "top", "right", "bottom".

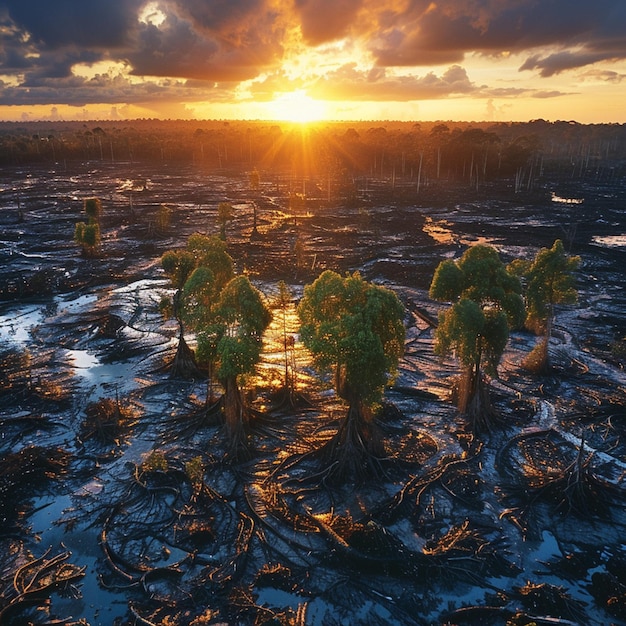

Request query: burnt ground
[{"left": 1, "top": 160, "right": 626, "bottom": 625}]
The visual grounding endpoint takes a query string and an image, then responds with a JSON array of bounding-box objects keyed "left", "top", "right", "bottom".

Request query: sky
[{"left": 1, "top": 0, "right": 625, "bottom": 123}]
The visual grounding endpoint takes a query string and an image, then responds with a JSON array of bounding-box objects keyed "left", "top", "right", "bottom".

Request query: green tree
[
  {"left": 180, "top": 236, "right": 234, "bottom": 402},
  {"left": 430, "top": 245, "right": 525, "bottom": 432},
  {"left": 155, "top": 203, "right": 171, "bottom": 235},
  {"left": 271, "top": 280, "right": 300, "bottom": 408},
  {"left": 186, "top": 233, "right": 234, "bottom": 290},
  {"left": 208, "top": 276, "right": 272, "bottom": 458},
  {"left": 297, "top": 271, "right": 405, "bottom": 480},
  {"left": 160, "top": 235, "right": 233, "bottom": 379},
  {"left": 84, "top": 197, "right": 102, "bottom": 222},
  {"left": 74, "top": 221, "right": 101, "bottom": 257},
  {"left": 218, "top": 201, "right": 234, "bottom": 240},
  {"left": 74, "top": 196, "right": 102, "bottom": 257},
  {"left": 510, "top": 239, "right": 580, "bottom": 373}
]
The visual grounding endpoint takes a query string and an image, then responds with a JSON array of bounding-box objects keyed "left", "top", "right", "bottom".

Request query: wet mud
[{"left": 1, "top": 160, "right": 626, "bottom": 625}]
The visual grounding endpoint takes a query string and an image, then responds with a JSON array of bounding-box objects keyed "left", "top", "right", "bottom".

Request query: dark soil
[{"left": 1, "top": 159, "right": 626, "bottom": 625}]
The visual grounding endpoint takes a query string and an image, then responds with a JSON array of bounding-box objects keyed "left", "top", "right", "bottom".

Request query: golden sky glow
[{"left": 1, "top": 0, "right": 625, "bottom": 123}]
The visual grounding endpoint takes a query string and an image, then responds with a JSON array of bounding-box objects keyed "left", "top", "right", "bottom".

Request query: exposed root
[
  {"left": 496, "top": 430, "right": 620, "bottom": 531},
  {"left": 313, "top": 402, "right": 387, "bottom": 484},
  {"left": 168, "top": 332, "right": 204, "bottom": 380},
  {"left": 0, "top": 547, "right": 85, "bottom": 623}
]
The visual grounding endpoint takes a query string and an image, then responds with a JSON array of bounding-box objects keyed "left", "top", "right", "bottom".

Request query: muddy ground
[{"left": 1, "top": 160, "right": 626, "bottom": 625}]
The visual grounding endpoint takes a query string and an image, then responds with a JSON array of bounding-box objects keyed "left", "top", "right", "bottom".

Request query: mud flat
[{"left": 1, "top": 160, "right": 626, "bottom": 625}]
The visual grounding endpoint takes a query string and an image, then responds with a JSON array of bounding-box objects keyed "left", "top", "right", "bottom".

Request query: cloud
[
  {"left": 4, "top": 0, "right": 144, "bottom": 48},
  {"left": 294, "top": 0, "right": 363, "bottom": 45},
  {"left": 519, "top": 50, "right": 622, "bottom": 77},
  {"left": 366, "top": 0, "right": 626, "bottom": 71},
  {"left": 310, "top": 64, "right": 477, "bottom": 100},
  {"left": 0, "top": 0, "right": 624, "bottom": 112},
  {"left": 580, "top": 69, "right": 626, "bottom": 82}
]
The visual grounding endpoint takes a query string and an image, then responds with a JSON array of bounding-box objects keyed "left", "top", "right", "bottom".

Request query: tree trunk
[
  {"left": 321, "top": 398, "right": 385, "bottom": 482},
  {"left": 170, "top": 325, "right": 203, "bottom": 379},
  {"left": 458, "top": 362, "right": 497, "bottom": 433},
  {"left": 222, "top": 376, "right": 252, "bottom": 459}
]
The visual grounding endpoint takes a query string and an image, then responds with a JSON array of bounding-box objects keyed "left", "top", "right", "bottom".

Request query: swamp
[{"left": 1, "top": 120, "right": 626, "bottom": 625}]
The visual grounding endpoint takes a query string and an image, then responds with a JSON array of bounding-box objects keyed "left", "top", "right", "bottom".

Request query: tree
[
  {"left": 155, "top": 203, "right": 171, "bottom": 235},
  {"left": 74, "top": 197, "right": 102, "bottom": 257},
  {"left": 74, "top": 221, "right": 101, "bottom": 257},
  {"left": 160, "top": 234, "right": 234, "bottom": 379},
  {"left": 249, "top": 167, "right": 260, "bottom": 192},
  {"left": 510, "top": 239, "right": 580, "bottom": 373},
  {"left": 271, "top": 281, "right": 300, "bottom": 408},
  {"left": 208, "top": 276, "right": 271, "bottom": 458},
  {"left": 429, "top": 245, "right": 525, "bottom": 432},
  {"left": 84, "top": 197, "right": 102, "bottom": 222},
  {"left": 297, "top": 271, "right": 405, "bottom": 480},
  {"left": 218, "top": 201, "right": 234, "bottom": 240},
  {"left": 160, "top": 248, "right": 201, "bottom": 378}
]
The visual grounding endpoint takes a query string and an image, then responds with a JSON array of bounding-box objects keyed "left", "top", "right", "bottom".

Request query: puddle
[
  {"left": 592, "top": 234, "right": 626, "bottom": 248},
  {"left": 29, "top": 494, "right": 128, "bottom": 626},
  {"left": 0, "top": 304, "right": 43, "bottom": 344},
  {"left": 65, "top": 349, "right": 138, "bottom": 397}
]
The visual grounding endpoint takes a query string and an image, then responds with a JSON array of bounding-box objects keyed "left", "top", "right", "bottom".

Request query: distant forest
[{"left": 2, "top": 119, "right": 626, "bottom": 191}]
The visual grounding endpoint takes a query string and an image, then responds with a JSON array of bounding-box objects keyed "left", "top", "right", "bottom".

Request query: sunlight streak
[{"left": 267, "top": 90, "right": 328, "bottom": 123}]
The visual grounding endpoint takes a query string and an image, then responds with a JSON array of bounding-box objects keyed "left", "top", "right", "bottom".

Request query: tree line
[{"left": 2, "top": 119, "right": 626, "bottom": 191}]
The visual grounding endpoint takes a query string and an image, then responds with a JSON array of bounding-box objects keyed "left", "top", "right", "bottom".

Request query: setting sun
[{"left": 267, "top": 90, "right": 328, "bottom": 123}]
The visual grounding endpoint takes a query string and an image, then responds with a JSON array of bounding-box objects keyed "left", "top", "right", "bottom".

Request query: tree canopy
[
  {"left": 514, "top": 239, "right": 580, "bottom": 333},
  {"left": 211, "top": 275, "right": 272, "bottom": 382},
  {"left": 298, "top": 270, "right": 405, "bottom": 406},
  {"left": 429, "top": 245, "right": 524, "bottom": 429},
  {"left": 509, "top": 239, "right": 580, "bottom": 372}
]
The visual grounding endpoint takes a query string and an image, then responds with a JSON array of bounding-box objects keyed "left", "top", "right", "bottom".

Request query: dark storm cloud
[
  {"left": 126, "top": 6, "right": 283, "bottom": 82},
  {"left": 369, "top": 0, "right": 626, "bottom": 73},
  {"left": 294, "top": 0, "right": 363, "bottom": 45},
  {"left": 3, "top": 0, "right": 144, "bottom": 48},
  {"left": 170, "top": 0, "right": 268, "bottom": 31}
]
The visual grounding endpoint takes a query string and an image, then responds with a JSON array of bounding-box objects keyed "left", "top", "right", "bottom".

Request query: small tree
[
  {"left": 74, "top": 196, "right": 102, "bottom": 257},
  {"left": 160, "top": 248, "right": 201, "bottom": 378},
  {"left": 430, "top": 245, "right": 525, "bottom": 432},
  {"left": 74, "top": 221, "right": 101, "bottom": 257},
  {"left": 289, "top": 193, "right": 306, "bottom": 226},
  {"left": 510, "top": 239, "right": 580, "bottom": 373},
  {"left": 272, "top": 281, "right": 298, "bottom": 406},
  {"left": 249, "top": 168, "right": 260, "bottom": 192},
  {"left": 217, "top": 202, "right": 234, "bottom": 240},
  {"left": 298, "top": 271, "right": 405, "bottom": 480},
  {"left": 160, "top": 235, "right": 233, "bottom": 379},
  {"left": 155, "top": 203, "right": 171, "bottom": 235},
  {"left": 210, "top": 276, "right": 272, "bottom": 458},
  {"left": 84, "top": 197, "right": 102, "bottom": 222},
  {"left": 181, "top": 266, "right": 219, "bottom": 399}
]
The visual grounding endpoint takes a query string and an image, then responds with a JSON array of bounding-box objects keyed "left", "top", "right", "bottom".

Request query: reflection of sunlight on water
[
  {"left": 422, "top": 216, "right": 497, "bottom": 247},
  {"left": 551, "top": 192, "right": 584, "bottom": 204},
  {"left": 423, "top": 216, "right": 456, "bottom": 244},
  {"left": 67, "top": 349, "right": 100, "bottom": 370},
  {"left": 257, "top": 297, "right": 314, "bottom": 394},
  {"left": 66, "top": 349, "right": 138, "bottom": 398},
  {"left": 0, "top": 305, "right": 42, "bottom": 343},
  {"left": 54, "top": 293, "right": 97, "bottom": 313},
  {"left": 29, "top": 493, "right": 128, "bottom": 624},
  {"left": 592, "top": 234, "right": 626, "bottom": 248}
]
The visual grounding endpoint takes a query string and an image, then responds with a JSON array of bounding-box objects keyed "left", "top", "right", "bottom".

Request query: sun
[{"left": 267, "top": 90, "right": 328, "bottom": 123}]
